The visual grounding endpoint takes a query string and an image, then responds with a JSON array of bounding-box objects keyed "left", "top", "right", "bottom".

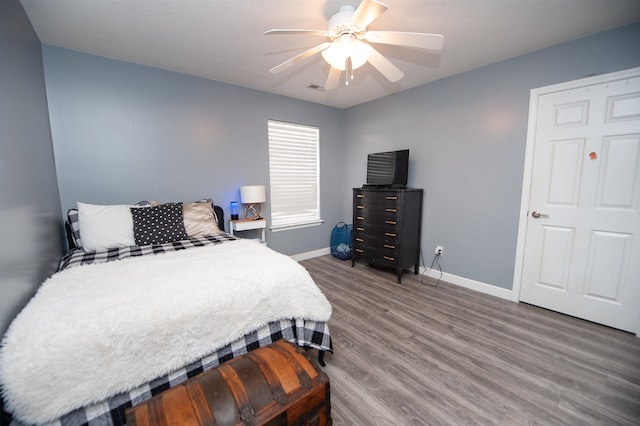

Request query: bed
[{"left": 0, "top": 200, "right": 332, "bottom": 426}]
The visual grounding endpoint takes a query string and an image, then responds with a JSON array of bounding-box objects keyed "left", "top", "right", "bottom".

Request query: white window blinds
[{"left": 268, "top": 120, "right": 321, "bottom": 229}]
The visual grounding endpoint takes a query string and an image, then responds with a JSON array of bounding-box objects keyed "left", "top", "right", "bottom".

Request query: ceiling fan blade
[
  {"left": 350, "top": 0, "right": 388, "bottom": 29},
  {"left": 367, "top": 47, "right": 404, "bottom": 82},
  {"left": 365, "top": 31, "right": 444, "bottom": 50},
  {"left": 269, "top": 42, "right": 332, "bottom": 74},
  {"left": 265, "top": 29, "right": 330, "bottom": 37},
  {"left": 324, "top": 67, "right": 342, "bottom": 91}
]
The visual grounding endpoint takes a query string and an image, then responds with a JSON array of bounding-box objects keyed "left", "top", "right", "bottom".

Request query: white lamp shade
[
  {"left": 321, "top": 36, "right": 372, "bottom": 71},
  {"left": 240, "top": 185, "right": 266, "bottom": 204}
]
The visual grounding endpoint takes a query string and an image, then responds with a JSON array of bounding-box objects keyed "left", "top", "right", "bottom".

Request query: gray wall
[
  {"left": 0, "top": 0, "right": 62, "bottom": 334},
  {"left": 42, "top": 46, "right": 344, "bottom": 256},
  {"left": 343, "top": 23, "right": 640, "bottom": 290}
]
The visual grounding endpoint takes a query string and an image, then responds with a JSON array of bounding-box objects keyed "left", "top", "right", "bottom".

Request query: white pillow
[{"left": 77, "top": 202, "right": 136, "bottom": 252}]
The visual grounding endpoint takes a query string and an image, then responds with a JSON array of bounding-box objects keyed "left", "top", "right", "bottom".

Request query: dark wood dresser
[{"left": 352, "top": 187, "right": 423, "bottom": 283}]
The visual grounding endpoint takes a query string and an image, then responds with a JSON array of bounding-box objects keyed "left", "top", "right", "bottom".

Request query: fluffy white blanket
[{"left": 0, "top": 239, "right": 332, "bottom": 424}]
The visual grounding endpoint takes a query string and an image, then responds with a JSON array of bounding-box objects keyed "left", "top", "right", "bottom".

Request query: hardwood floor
[{"left": 301, "top": 255, "right": 640, "bottom": 426}]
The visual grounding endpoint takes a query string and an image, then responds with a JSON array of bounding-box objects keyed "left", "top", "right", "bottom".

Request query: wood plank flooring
[{"left": 300, "top": 255, "right": 640, "bottom": 426}]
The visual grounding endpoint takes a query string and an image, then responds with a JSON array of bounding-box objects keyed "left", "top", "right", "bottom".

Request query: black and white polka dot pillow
[{"left": 131, "top": 203, "right": 188, "bottom": 246}]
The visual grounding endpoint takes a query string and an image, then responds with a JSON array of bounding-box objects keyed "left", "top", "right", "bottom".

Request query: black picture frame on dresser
[{"left": 351, "top": 187, "right": 423, "bottom": 283}]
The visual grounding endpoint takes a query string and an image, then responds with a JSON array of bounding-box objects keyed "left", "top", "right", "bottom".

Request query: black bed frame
[{"left": 213, "top": 205, "right": 225, "bottom": 231}]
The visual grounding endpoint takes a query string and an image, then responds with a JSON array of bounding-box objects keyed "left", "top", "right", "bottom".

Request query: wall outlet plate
[{"left": 435, "top": 245, "right": 444, "bottom": 256}]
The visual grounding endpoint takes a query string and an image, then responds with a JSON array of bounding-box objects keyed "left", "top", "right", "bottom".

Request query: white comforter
[{"left": 0, "top": 239, "right": 332, "bottom": 424}]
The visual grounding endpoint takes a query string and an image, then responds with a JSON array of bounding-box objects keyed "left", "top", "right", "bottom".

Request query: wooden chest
[{"left": 126, "top": 340, "right": 331, "bottom": 426}]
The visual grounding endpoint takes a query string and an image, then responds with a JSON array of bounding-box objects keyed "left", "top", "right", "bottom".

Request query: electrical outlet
[{"left": 435, "top": 245, "right": 444, "bottom": 256}]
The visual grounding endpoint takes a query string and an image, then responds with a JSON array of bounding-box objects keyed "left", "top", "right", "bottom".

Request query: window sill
[{"left": 270, "top": 220, "right": 325, "bottom": 232}]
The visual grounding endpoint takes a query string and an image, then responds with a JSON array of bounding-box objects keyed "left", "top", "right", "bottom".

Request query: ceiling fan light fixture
[
  {"left": 265, "top": 0, "right": 444, "bottom": 89},
  {"left": 321, "top": 36, "right": 372, "bottom": 71},
  {"left": 327, "top": 5, "right": 357, "bottom": 30}
]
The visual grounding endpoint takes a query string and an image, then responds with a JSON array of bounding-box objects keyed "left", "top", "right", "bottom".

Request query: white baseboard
[
  {"left": 421, "top": 267, "right": 513, "bottom": 300},
  {"left": 291, "top": 247, "right": 331, "bottom": 262},
  {"left": 293, "top": 248, "right": 514, "bottom": 301}
]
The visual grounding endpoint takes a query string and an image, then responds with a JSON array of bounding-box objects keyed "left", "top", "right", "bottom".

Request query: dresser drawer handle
[
  {"left": 385, "top": 221, "right": 397, "bottom": 225},
  {"left": 355, "top": 248, "right": 364, "bottom": 253},
  {"left": 383, "top": 256, "right": 395, "bottom": 261},
  {"left": 356, "top": 227, "right": 365, "bottom": 231},
  {"left": 356, "top": 205, "right": 365, "bottom": 209},
  {"left": 386, "top": 208, "right": 398, "bottom": 213},
  {"left": 356, "top": 216, "right": 365, "bottom": 221},
  {"left": 386, "top": 196, "right": 398, "bottom": 200},
  {"left": 355, "top": 237, "right": 365, "bottom": 242},
  {"left": 384, "top": 244, "right": 396, "bottom": 249},
  {"left": 356, "top": 194, "right": 365, "bottom": 198},
  {"left": 384, "top": 232, "right": 396, "bottom": 237}
]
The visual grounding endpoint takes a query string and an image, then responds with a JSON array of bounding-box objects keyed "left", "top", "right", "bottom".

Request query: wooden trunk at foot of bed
[{"left": 126, "top": 340, "right": 331, "bottom": 426}]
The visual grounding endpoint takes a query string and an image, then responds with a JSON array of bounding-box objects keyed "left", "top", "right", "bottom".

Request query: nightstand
[{"left": 229, "top": 218, "right": 267, "bottom": 246}]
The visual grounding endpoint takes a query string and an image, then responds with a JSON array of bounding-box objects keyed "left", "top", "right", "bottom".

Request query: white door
[{"left": 516, "top": 68, "right": 640, "bottom": 334}]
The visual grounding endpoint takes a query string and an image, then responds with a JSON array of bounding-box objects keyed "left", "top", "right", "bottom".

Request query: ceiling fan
[{"left": 265, "top": 0, "right": 444, "bottom": 91}]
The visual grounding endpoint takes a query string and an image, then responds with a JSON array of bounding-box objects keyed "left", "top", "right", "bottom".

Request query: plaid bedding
[
  {"left": 3, "top": 233, "right": 332, "bottom": 426},
  {"left": 58, "top": 232, "right": 237, "bottom": 271}
]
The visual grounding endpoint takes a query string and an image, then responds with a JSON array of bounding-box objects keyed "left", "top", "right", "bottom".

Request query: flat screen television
[{"left": 365, "top": 149, "right": 409, "bottom": 188}]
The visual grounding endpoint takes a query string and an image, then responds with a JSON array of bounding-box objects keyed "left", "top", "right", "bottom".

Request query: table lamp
[{"left": 240, "top": 185, "right": 266, "bottom": 220}]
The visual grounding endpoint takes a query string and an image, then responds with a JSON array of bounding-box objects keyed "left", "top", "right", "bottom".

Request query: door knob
[{"left": 531, "top": 211, "right": 549, "bottom": 218}]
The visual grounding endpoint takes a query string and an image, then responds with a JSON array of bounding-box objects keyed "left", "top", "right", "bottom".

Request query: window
[{"left": 268, "top": 120, "right": 322, "bottom": 230}]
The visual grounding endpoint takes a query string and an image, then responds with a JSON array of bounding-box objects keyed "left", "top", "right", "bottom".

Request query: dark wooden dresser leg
[{"left": 318, "top": 350, "right": 326, "bottom": 367}]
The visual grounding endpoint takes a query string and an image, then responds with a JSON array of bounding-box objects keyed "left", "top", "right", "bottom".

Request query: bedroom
[{"left": 1, "top": 0, "right": 640, "bottom": 424}]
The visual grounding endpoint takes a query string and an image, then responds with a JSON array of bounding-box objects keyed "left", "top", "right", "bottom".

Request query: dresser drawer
[
  {"left": 352, "top": 237, "right": 399, "bottom": 256},
  {"left": 352, "top": 246, "right": 398, "bottom": 268},
  {"left": 353, "top": 191, "right": 401, "bottom": 208},
  {"left": 353, "top": 203, "right": 401, "bottom": 215},
  {"left": 353, "top": 209, "right": 400, "bottom": 226},
  {"left": 353, "top": 225, "right": 399, "bottom": 244}
]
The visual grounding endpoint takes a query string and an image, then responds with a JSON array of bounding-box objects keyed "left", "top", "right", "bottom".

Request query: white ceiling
[{"left": 20, "top": 0, "right": 640, "bottom": 109}]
